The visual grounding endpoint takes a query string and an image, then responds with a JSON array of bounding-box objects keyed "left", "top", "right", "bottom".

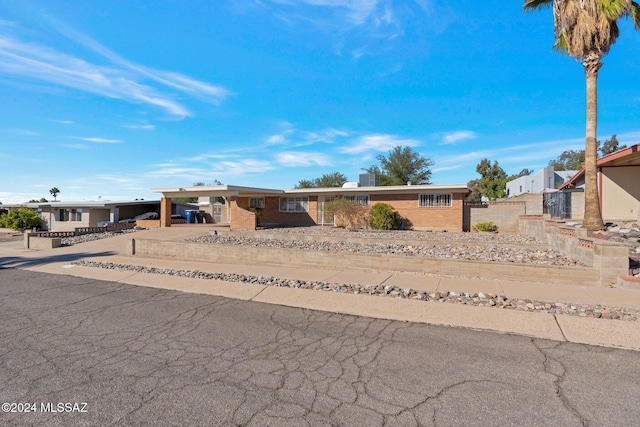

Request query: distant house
[
  {"left": 4, "top": 200, "right": 196, "bottom": 231},
  {"left": 152, "top": 180, "right": 470, "bottom": 231},
  {"left": 506, "top": 166, "right": 576, "bottom": 198},
  {"left": 560, "top": 143, "right": 640, "bottom": 221}
]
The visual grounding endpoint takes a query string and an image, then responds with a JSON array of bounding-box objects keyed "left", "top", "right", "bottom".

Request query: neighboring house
[
  {"left": 4, "top": 200, "right": 196, "bottom": 231},
  {"left": 560, "top": 143, "right": 640, "bottom": 221},
  {"left": 506, "top": 166, "right": 576, "bottom": 198},
  {"left": 152, "top": 182, "right": 470, "bottom": 231}
]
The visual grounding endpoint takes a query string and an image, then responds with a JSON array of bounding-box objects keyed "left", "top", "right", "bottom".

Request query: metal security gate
[
  {"left": 543, "top": 190, "right": 572, "bottom": 219},
  {"left": 317, "top": 196, "right": 335, "bottom": 225}
]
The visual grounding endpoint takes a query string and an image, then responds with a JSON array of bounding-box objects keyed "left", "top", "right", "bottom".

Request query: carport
[{"left": 151, "top": 185, "right": 284, "bottom": 229}]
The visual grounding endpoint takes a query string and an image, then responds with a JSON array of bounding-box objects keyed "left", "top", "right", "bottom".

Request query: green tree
[
  {"left": 475, "top": 159, "right": 508, "bottom": 200},
  {"left": 466, "top": 178, "right": 482, "bottom": 202},
  {"left": 49, "top": 187, "right": 60, "bottom": 201},
  {"left": 511, "top": 168, "right": 534, "bottom": 178},
  {"left": 548, "top": 149, "right": 585, "bottom": 171},
  {"left": 364, "top": 146, "right": 433, "bottom": 186},
  {"left": 294, "top": 172, "right": 348, "bottom": 189},
  {"left": 0, "top": 207, "right": 41, "bottom": 231},
  {"left": 600, "top": 134, "right": 627, "bottom": 155},
  {"left": 28, "top": 198, "right": 48, "bottom": 203},
  {"left": 524, "top": 0, "right": 640, "bottom": 230}
]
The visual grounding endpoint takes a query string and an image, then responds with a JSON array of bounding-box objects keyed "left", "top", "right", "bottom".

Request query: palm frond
[
  {"left": 598, "top": 0, "right": 632, "bottom": 20},
  {"left": 553, "top": 28, "right": 570, "bottom": 53},
  {"left": 523, "top": 0, "right": 553, "bottom": 12},
  {"left": 631, "top": 1, "right": 640, "bottom": 30}
]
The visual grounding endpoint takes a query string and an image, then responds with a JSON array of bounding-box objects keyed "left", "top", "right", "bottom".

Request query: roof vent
[{"left": 342, "top": 182, "right": 360, "bottom": 188}]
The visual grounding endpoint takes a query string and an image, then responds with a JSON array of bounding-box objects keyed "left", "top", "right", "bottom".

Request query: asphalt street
[{"left": 1, "top": 268, "right": 640, "bottom": 426}]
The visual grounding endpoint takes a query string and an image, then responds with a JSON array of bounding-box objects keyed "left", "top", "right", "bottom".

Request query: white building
[{"left": 506, "top": 166, "right": 576, "bottom": 198}]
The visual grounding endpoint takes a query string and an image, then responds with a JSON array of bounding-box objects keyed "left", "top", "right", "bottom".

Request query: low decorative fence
[{"left": 29, "top": 222, "right": 136, "bottom": 239}]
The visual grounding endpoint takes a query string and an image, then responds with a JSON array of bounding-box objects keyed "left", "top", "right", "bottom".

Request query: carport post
[{"left": 160, "top": 197, "right": 172, "bottom": 227}]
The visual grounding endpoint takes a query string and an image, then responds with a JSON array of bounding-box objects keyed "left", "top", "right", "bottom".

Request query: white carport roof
[{"left": 151, "top": 185, "right": 284, "bottom": 198}]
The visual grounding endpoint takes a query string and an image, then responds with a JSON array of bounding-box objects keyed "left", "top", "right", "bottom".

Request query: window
[
  {"left": 419, "top": 194, "right": 452, "bottom": 208},
  {"left": 59, "top": 208, "right": 82, "bottom": 221},
  {"left": 279, "top": 196, "right": 309, "bottom": 212},
  {"left": 249, "top": 197, "right": 265, "bottom": 209},
  {"left": 344, "top": 194, "right": 369, "bottom": 205}
]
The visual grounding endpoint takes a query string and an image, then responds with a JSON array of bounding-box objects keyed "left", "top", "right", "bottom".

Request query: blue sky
[{"left": 1, "top": 0, "right": 639, "bottom": 204}]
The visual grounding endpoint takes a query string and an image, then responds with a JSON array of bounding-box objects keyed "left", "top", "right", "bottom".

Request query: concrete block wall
[
  {"left": 463, "top": 202, "right": 526, "bottom": 233},
  {"left": 26, "top": 236, "right": 62, "bottom": 250},
  {"left": 129, "top": 238, "right": 598, "bottom": 286},
  {"left": 519, "top": 217, "right": 628, "bottom": 285}
]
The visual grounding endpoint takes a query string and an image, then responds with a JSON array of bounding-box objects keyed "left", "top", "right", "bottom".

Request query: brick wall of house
[
  {"left": 371, "top": 193, "right": 464, "bottom": 231},
  {"left": 258, "top": 196, "right": 317, "bottom": 227},
  {"left": 230, "top": 197, "right": 256, "bottom": 230}
]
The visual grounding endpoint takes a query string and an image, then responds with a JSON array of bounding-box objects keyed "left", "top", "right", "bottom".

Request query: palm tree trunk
[{"left": 582, "top": 57, "right": 605, "bottom": 231}]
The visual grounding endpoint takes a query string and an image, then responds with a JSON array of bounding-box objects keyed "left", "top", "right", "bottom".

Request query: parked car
[{"left": 118, "top": 212, "right": 159, "bottom": 223}]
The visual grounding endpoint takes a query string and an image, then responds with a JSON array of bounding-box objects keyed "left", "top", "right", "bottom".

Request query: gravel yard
[
  {"left": 186, "top": 233, "right": 583, "bottom": 266},
  {"left": 61, "top": 229, "right": 139, "bottom": 246},
  {"left": 251, "top": 226, "right": 544, "bottom": 244}
]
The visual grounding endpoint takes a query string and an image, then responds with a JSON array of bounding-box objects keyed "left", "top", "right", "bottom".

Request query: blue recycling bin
[{"left": 185, "top": 210, "right": 196, "bottom": 224}]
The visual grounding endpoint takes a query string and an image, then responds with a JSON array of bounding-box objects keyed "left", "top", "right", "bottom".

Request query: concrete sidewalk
[{"left": 1, "top": 227, "right": 639, "bottom": 351}]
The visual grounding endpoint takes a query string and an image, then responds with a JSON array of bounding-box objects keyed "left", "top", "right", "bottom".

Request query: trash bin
[
  {"left": 185, "top": 210, "right": 196, "bottom": 224},
  {"left": 196, "top": 211, "right": 205, "bottom": 224}
]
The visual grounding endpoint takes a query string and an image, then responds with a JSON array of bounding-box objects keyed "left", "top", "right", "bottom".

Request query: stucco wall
[{"left": 601, "top": 166, "right": 640, "bottom": 220}]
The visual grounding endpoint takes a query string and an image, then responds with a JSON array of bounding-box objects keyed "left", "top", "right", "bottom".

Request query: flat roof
[
  {"left": 285, "top": 184, "right": 470, "bottom": 194},
  {"left": 152, "top": 183, "right": 470, "bottom": 198},
  {"left": 151, "top": 185, "right": 284, "bottom": 197},
  {"left": 3, "top": 199, "right": 164, "bottom": 209}
]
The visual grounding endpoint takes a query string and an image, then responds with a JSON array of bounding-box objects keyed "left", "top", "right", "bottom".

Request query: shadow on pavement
[{"left": 0, "top": 251, "right": 116, "bottom": 269}]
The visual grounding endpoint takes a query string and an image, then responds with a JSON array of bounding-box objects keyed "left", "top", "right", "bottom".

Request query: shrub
[
  {"left": 369, "top": 203, "right": 401, "bottom": 230},
  {"left": 473, "top": 221, "right": 498, "bottom": 233},
  {"left": 325, "top": 198, "right": 370, "bottom": 231},
  {"left": 0, "top": 207, "right": 41, "bottom": 231}
]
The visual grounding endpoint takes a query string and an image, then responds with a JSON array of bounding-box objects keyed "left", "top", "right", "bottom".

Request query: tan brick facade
[
  {"left": 258, "top": 196, "right": 318, "bottom": 227},
  {"left": 235, "top": 193, "right": 464, "bottom": 231},
  {"left": 371, "top": 193, "right": 464, "bottom": 231},
  {"left": 230, "top": 196, "right": 257, "bottom": 230}
]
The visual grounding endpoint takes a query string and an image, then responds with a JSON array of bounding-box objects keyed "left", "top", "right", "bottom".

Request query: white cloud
[
  {"left": 441, "top": 130, "right": 477, "bottom": 145},
  {"left": 267, "top": 134, "right": 288, "bottom": 144},
  {"left": 76, "top": 137, "right": 122, "bottom": 143},
  {"left": 276, "top": 151, "right": 332, "bottom": 166},
  {"left": 339, "top": 134, "right": 420, "bottom": 154},
  {"left": 124, "top": 124, "right": 155, "bottom": 130},
  {"left": 267, "top": 124, "right": 350, "bottom": 147},
  {"left": 216, "top": 159, "right": 276, "bottom": 175},
  {"left": 0, "top": 20, "right": 231, "bottom": 117}
]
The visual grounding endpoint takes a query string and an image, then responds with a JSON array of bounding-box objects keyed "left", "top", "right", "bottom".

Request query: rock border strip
[{"left": 71, "top": 260, "right": 638, "bottom": 322}]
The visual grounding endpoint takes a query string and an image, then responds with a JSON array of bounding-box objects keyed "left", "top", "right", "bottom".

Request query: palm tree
[
  {"left": 49, "top": 187, "right": 60, "bottom": 201},
  {"left": 523, "top": 0, "right": 640, "bottom": 230}
]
